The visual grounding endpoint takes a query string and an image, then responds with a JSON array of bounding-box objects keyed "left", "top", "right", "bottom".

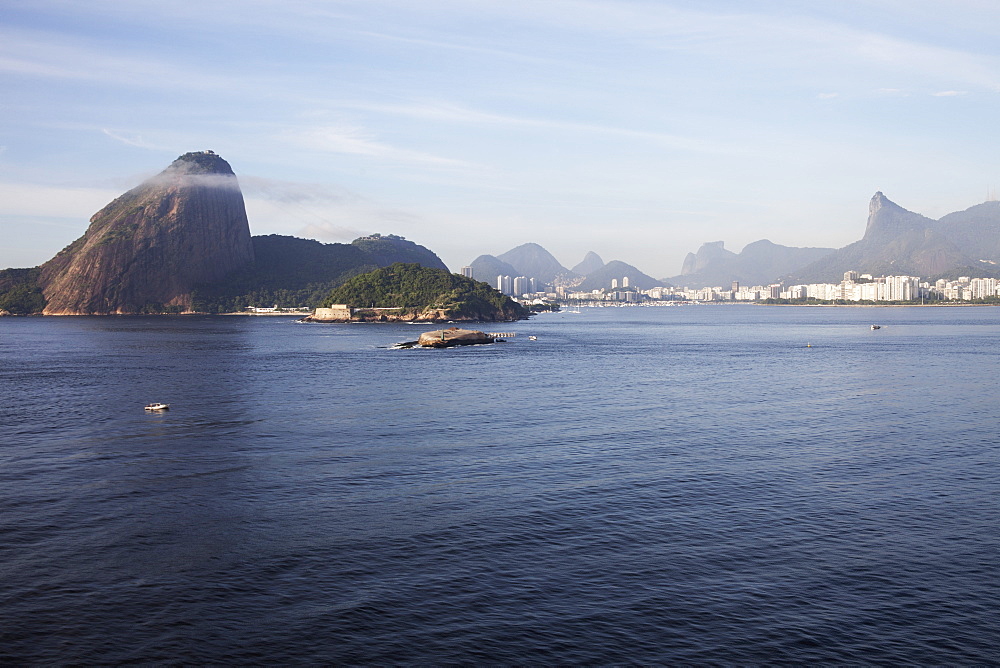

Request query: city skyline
[{"left": 4, "top": 1, "right": 1000, "bottom": 277}]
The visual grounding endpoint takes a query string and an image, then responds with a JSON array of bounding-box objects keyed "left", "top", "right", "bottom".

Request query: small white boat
[
  {"left": 528, "top": 336, "right": 537, "bottom": 340},
  {"left": 144, "top": 403, "right": 170, "bottom": 411},
  {"left": 871, "top": 324, "right": 881, "bottom": 330}
]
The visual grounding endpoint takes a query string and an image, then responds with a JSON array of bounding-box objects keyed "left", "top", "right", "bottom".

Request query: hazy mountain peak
[
  {"left": 681, "top": 241, "right": 737, "bottom": 275},
  {"left": 495, "top": 243, "right": 570, "bottom": 283},
  {"left": 674, "top": 238, "right": 834, "bottom": 287},
  {"left": 571, "top": 251, "right": 604, "bottom": 275}
]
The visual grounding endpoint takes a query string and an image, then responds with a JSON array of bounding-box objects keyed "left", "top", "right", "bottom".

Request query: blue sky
[{"left": 3, "top": 0, "right": 1000, "bottom": 278}]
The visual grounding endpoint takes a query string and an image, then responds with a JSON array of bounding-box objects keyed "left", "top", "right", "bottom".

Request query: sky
[{"left": 3, "top": 0, "right": 1000, "bottom": 279}]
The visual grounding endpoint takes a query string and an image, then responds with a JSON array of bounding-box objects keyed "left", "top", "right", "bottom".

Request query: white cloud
[
  {"left": 931, "top": 90, "right": 967, "bottom": 96},
  {"left": 0, "top": 27, "right": 249, "bottom": 92}
]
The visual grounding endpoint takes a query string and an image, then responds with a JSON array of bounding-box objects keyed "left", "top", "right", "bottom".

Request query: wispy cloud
[
  {"left": 931, "top": 90, "right": 967, "bottom": 96},
  {"left": 240, "top": 175, "right": 361, "bottom": 206},
  {"left": 288, "top": 124, "right": 472, "bottom": 168},
  {"left": 329, "top": 100, "right": 733, "bottom": 155},
  {"left": 102, "top": 129, "right": 173, "bottom": 151},
  {"left": 0, "top": 27, "right": 243, "bottom": 91}
]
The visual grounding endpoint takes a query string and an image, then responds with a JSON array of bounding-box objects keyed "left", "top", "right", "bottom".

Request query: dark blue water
[{"left": 2, "top": 306, "right": 998, "bottom": 664}]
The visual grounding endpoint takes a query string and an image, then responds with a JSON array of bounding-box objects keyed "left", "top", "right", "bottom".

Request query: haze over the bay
[{"left": 3, "top": 0, "right": 1000, "bottom": 278}]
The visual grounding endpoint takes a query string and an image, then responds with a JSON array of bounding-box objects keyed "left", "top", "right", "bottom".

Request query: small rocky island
[
  {"left": 303, "top": 263, "right": 528, "bottom": 323},
  {"left": 417, "top": 327, "right": 495, "bottom": 348}
]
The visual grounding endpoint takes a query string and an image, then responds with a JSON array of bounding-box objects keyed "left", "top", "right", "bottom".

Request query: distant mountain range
[
  {"left": 7, "top": 151, "right": 1000, "bottom": 316},
  {"left": 783, "top": 192, "right": 1000, "bottom": 283},
  {"left": 669, "top": 239, "right": 835, "bottom": 288},
  {"left": 468, "top": 243, "right": 658, "bottom": 292},
  {"left": 668, "top": 192, "right": 1000, "bottom": 287}
]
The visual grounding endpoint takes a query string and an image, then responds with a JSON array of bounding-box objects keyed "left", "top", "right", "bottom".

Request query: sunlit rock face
[{"left": 40, "top": 151, "right": 254, "bottom": 314}]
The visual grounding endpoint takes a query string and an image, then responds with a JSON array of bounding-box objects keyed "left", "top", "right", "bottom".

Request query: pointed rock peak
[
  {"left": 870, "top": 191, "right": 893, "bottom": 214},
  {"left": 571, "top": 251, "right": 605, "bottom": 276},
  {"left": 864, "top": 192, "right": 931, "bottom": 240}
]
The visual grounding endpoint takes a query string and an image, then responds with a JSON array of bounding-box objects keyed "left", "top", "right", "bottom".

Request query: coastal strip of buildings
[
  {"left": 663, "top": 272, "right": 1000, "bottom": 303},
  {"left": 459, "top": 264, "right": 1000, "bottom": 305}
]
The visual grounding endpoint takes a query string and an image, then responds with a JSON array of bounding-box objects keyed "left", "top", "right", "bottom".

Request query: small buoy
[{"left": 806, "top": 343, "right": 812, "bottom": 347}]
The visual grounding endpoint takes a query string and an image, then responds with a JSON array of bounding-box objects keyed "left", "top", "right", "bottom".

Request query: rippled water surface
[{"left": 2, "top": 306, "right": 998, "bottom": 664}]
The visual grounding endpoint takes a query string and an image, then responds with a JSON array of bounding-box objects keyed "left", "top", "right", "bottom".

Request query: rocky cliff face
[{"left": 39, "top": 151, "right": 254, "bottom": 314}]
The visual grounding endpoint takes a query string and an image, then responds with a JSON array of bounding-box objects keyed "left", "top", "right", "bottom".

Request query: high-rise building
[
  {"left": 513, "top": 276, "right": 530, "bottom": 296},
  {"left": 497, "top": 275, "right": 513, "bottom": 295},
  {"left": 460, "top": 266, "right": 474, "bottom": 279},
  {"left": 885, "top": 275, "right": 919, "bottom": 301}
]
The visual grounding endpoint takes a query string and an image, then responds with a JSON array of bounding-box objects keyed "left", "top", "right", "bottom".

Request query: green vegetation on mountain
[
  {"left": 190, "top": 234, "right": 449, "bottom": 312},
  {"left": 0, "top": 268, "right": 46, "bottom": 314},
  {"left": 351, "top": 234, "right": 448, "bottom": 270},
  {"left": 323, "top": 263, "right": 529, "bottom": 321}
]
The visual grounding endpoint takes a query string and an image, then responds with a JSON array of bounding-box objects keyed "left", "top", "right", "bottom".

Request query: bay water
[{"left": 1, "top": 305, "right": 998, "bottom": 663}]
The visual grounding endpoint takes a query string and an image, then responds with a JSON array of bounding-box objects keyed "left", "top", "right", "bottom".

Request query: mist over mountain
[
  {"left": 39, "top": 151, "right": 254, "bottom": 314},
  {"left": 13, "top": 149, "right": 1000, "bottom": 316},
  {"left": 671, "top": 240, "right": 834, "bottom": 287},
  {"left": 571, "top": 251, "right": 605, "bottom": 276},
  {"left": 0, "top": 151, "right": 449, "bottom": 314}
]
